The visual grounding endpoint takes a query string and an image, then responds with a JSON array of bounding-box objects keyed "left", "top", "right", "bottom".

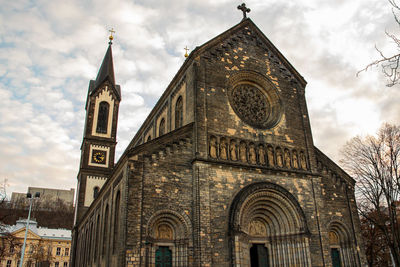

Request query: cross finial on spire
[
  {"left": 184, "top": 46, "right": 189, "bottom": 58},
  {"left": 108, "top": 28, "right": 115, "bottom": 44},
  {"left": 237, "top": 3, "right": 250, "bottom": 20}
]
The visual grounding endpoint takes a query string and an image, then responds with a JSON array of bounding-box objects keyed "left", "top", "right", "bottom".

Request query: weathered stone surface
[{"left": 71, "top": 18, "right": 367, "bottom": 267}]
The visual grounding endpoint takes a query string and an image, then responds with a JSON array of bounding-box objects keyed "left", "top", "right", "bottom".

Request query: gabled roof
[
  {"left": 115, "top": 17, "right": 309, "bottom": 173},
  {"left": 11, "top": 228, "right": 41, "bottom": 240},
  {"left": 1, "top": 219, "right": 71, "bottom": 240},
  {"left": 88, "top": 44, "right": 121, "bottom": 100},
  {"left": 191, "top": 18, "right": 307, "bottom": 87}
]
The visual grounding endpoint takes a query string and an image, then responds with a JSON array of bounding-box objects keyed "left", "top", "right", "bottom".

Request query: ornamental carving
[
  {"left": 228, "top": 71, "right": 282, "bottom": 129},
  {"left": 249, "top": 219, "right": 267, "bottom": 236},
  {"left": 231, "top": 84, "right": 270, "bottom": 128},
  {"left": 208, "top": 134, "right": 310, "bottom": 172},
  {"left": 156, "top": 224, "right": 173, "bottom": 240}
]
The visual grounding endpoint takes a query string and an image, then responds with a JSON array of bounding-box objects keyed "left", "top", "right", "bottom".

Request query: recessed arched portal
[
  {"left": 329, "top": 221, "right": 357, "bottom": 267},
  {"left": 145, "top": 210, "right": 192, "bottom": 267},
  {"left": 229, "top": 182, "right": 311, "bottom": 266}
]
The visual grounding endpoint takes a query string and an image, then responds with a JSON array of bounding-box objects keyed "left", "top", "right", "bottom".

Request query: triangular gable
[
  {"left": 121, "top": 18, "right": 307, "bottom": 157},
  {"left": 11, "top": 227, "right": 41, "bottom": 240},
  {"left": 192, "top": 18, "right": 307, "bottom": 87}
]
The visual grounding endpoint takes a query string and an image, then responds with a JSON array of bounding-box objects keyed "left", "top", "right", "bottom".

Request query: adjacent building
[
  {"left": 11, "top": 188, "right": 75, "bottom": 207},
  {"left": 0, "top": 219, "right": 71, "bottom": 267}
]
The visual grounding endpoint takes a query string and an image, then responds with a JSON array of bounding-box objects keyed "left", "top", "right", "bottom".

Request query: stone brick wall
[
  {"left": 72, "top": 18, "right": 367, "bottom": 267},
  {"left": 125, "top": 130, "right": 194, "bottom": 266}
]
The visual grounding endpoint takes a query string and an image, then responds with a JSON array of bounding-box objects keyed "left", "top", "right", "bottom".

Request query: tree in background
[
  {"left": 0, "top": 178, "right": 10, "bottom": 232},
  {"left": 360, "top": 209, "right": 392, "bottom": 266},
  {"left": 358, "top": 0, "right": 400, "bottom": 86},
  {"left": 26, "top": 240, "right": 54, "bottom": 266},
  {"left": 1, "top": 197, "right": 74, "bottom": 230},
  {"left": 341, "top": 123, "right": 400, "bottom": 266},
  {"left": 0, "top": 232, "right": 21, "bottom": 261}
]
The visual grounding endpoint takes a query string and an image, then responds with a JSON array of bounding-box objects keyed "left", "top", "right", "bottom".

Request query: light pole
[{"left": 19, "top": 192, "right": 40, "bottom": 267}]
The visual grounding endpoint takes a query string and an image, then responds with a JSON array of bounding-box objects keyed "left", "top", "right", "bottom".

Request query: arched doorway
[
  {"left": 229, "top": 182, "right": 311, "bottom": 266},
  {"left": 329, "top": 231, "right": 341, "bottom": 267},
  {"left": 329, "top": 221, "right": 358, "bottom": 266},
  {"left": 146, "top": 210, "right": 192, "bottom": 267}
]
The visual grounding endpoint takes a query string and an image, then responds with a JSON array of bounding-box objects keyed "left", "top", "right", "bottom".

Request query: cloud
[{"left": 0, "top": 0, "right": 399, "bottom": 197}]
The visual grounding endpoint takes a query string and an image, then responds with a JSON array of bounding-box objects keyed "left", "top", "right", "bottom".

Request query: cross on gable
[{"left": 237, "top": 3, "right": 250, "bottom": 19}]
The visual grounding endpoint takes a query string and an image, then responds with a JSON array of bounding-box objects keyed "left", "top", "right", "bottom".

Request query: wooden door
[
  {"left": 156, "top": 246, "right": 172, "bottom": 267},
  {"left": 331, "top": 248, "right": 341, "bottom": 267},
  {"left": 250, "top": 244, "right": 269, "bottom": 267}
]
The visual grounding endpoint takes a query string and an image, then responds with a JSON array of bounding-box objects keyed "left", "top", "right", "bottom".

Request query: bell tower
[{"left": 74, "top": 34, "right": 121, "bottom": 224}]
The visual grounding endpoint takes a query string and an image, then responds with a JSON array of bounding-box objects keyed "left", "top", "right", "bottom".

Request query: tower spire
[
  {"left": 75, "top": 31, "right": 121, "bottom": 225},
  {"left": 94, "top": 43, "right": 115, "bottom": 90}
]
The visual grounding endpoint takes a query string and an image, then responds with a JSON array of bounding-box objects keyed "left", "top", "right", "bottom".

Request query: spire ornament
[
  {"left": 237, "top": 3, "right": 250, "bottom": 20},
  {"left": 108, "top": 28, "right": 115, "bottom": 44},
  {"left": 184, "top": 46, "right": 189, "bottom": 58}
]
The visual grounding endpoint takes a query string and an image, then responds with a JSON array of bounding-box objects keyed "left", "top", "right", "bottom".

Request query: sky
[{"left": 0, "top": 0, "right": 399, "bottom": 198}]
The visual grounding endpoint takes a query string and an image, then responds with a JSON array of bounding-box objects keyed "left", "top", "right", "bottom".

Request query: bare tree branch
[
  {"left": 358, "top": 0, "right": 400, "bottom": 86},
  {"left": 341, "top": 123, "right": 400, "bottom": 266}
]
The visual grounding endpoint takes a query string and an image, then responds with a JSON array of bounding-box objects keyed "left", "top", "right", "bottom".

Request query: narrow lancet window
[
  {"left": 96, "top": 101, "right": 110, "bottom": 134},
  {"left": 93, "top": 186, "right": 100, "bottom": 199},
  {"left": 113, "top": 191, "right": 121, "bottom": 253},
  {"left": 159, "top": 118, "right": 166, "bottom": 136},
  {"left": 102, "top": 205, "right": 109, "bottom": 256},
  {"left": 175, "top": 96, "right": 183, "bottom": 129}
]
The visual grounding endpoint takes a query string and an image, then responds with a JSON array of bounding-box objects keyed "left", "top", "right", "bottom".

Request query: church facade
[{"left": 71, "top": 14, "right": 367, "bottom": 267}]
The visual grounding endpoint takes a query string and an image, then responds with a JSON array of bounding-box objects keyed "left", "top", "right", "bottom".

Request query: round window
[{"left": 228, "top": 71, "right": 282, "bottom": 129}]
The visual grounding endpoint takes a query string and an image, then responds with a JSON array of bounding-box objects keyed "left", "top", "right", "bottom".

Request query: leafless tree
[
  {"left": 0, "top": 232, "right": 22, "bottom": 260},
  {"left": 360, "top": 209, "right": 392, "bottom": 266},
  {"left": 0, "top": 178, "right": 10, "bottom": 232},
  {"left": 341, "top": 123, "right": 400, "bottom": 266},
  {"left": 358, "top": 0, "right": 400, "bottom": 86},
  {"left": 26, "top": 240, "right": 54, "bottom": 265}
]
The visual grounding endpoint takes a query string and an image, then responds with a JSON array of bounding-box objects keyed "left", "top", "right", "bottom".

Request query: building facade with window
[
  {"left": 11, "top": 188, "right": 75, "bottom": 208},
  {"left": 71, "top": 10, "right": 367, "bottom": 267},
  {"left": 0, "top": 219, "right": 71, "bottom": 267}
]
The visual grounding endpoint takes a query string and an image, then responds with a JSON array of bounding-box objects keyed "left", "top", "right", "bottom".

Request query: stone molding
[
  {"left": 208, "top": 134, "right": 309, "bottom": 171},
  {"left": 229, "top": 182, "right": 309, "bottom": 235}
]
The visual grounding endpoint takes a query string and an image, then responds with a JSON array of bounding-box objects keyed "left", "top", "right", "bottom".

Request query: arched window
[
  {"left": 94, "top": 214, "right": 100, "bottom": 261},
  {"left": 102, "top": 205, "right": 109, "bottom": 256},
  {"left": 159, "top": 118, "right": 165, "bottom": 136},
  {"left": 96, "top": 101, "right": 110, "bottom": 134},
  {"left": 175, "top": 96, "right": 183, "bottom": 129},
  {"left": 113, "top": 191, "right": 121, "bottom": 253},
  {"left": 147, "top": 135, "right": 151, "bottom": 142},
  {"left": 82, "top": 229, "right": 88, "bottom": 265},
  {"left": 93, "top": 187, "right": 100, "bottom": 199},
  {"left": 88, "top": 221, "right": 93, "bottom": 264},
  {"left": 85, "top": 226, "right": 90, "bottom": 265}
]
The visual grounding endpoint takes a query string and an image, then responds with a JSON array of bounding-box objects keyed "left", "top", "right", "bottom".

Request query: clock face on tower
[{"left": 91, "top": 150, "right": 107, "bottom": 165}]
